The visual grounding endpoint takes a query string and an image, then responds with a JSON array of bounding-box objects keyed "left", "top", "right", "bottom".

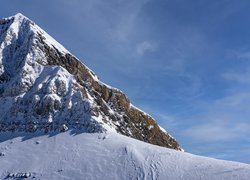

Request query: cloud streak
[
  {"left": 183, "top": 122, "right": 250, "bottom": 142},
  {"left": 136, "top": 41, "right": 157, "bottom": 56},
  {"left": 222, "top": 68, "right": 250, "bottom": 84}
]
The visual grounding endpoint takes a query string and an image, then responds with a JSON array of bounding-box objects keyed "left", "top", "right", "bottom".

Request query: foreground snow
[{"left": 0, "top": 132, "right": 249, "bottom": 180}]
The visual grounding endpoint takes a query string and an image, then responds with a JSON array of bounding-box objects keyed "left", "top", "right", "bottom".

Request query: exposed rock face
[{"left": 0, "top": 13, "right": 181, "bottom": 150}]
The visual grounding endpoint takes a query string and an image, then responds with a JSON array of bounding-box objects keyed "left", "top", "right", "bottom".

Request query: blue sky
[{"left": 2, "top": 0, "right": 250, "bottom": 163}]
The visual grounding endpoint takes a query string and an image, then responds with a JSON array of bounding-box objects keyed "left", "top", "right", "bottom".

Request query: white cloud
[
  {"left": 183, "top": 122, "right": 249, "bottom": 142},
  {"left": 237, "top": 51, "right": 250, "bottom": 60},
  {"left": 136, "top": 41, "right": 157, "bottom": 56},
  {"left": 214, "top": 92, "right": 250, "bottom": 108},
  {"left": 222, "top": 68, "right": 250, "bottom": 84},
  {"left": 61, "top": 0, "right": 150, "bottom": 43},
  {"left": 182, "top": 90, "right": 250, "bottom": 143}
]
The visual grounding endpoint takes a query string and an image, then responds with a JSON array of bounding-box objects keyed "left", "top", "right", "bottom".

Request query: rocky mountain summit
[{"left": 0, "top": 13, "right": 181, "bottom": 150}]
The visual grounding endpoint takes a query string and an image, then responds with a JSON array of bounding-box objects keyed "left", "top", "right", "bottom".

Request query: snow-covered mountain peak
[
  {"left": 12, "top": 12, "right": 28, "bottom": 19},
  {"left": 0, "top": 13, "right": 181, "bottom": 151},
  {"left": 12, "top": 13, "right": 29, "bottom": 22},
  {"left": 1, "top": 13, "right": 32, "bottom": 45},
  {"left": 1, "top": 13, "right": 68, "bottom": 56}
]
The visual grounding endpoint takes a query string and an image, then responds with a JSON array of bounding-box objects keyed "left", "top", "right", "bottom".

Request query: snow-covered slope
[{"left": 0, "top": 131, "right": 250, "bottom": 180}]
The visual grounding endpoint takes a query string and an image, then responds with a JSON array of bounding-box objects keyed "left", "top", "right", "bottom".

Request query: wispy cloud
[
  {"left": 58, "top": 0, "right": 150, "bottom": 46},
  {"left": 214, "top": 92, "right": 250, "bottom": 108},
  {"left": 222, "top": 68, "right": 250, "bottom": 84},
  {"left": 183, "top": 121, "right": 250, "bottom": 142},
  {"left": 182, "top": 90, "right": 250, "bottom": 143},
  {"left": 236, "top": 51, "right": 250, "bottom": 60},
  {"left": 136, "top": 41, "right": 157, "bottom": 56}
]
